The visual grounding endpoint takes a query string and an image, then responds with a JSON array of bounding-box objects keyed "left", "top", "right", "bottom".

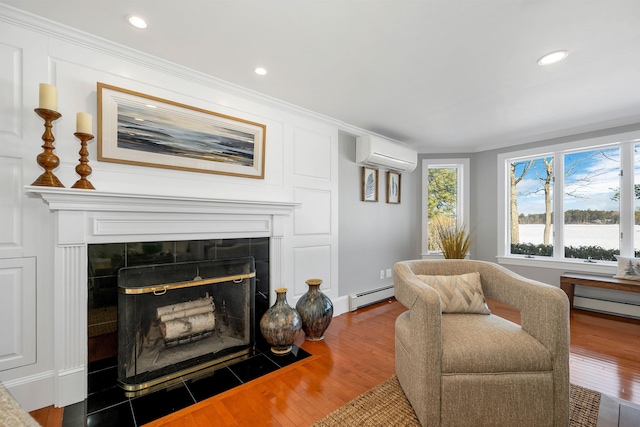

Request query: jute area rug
[{"left": 312, "top": 375, "right": 601, "bottom": 427}]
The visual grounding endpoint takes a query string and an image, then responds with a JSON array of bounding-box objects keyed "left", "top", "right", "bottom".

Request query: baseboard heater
[
  {"left": 573, "top": 296, "right": 640, "bottom": 320},
  {"left": 349, "top": 285, "right": 395, "bottom": 311}
]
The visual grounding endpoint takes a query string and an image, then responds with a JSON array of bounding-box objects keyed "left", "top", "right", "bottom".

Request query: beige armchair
[{"left": 394, "top": 259, "right": 569, "bottom": 427}]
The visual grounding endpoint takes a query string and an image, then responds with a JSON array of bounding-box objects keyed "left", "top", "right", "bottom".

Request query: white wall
[
  {"left": 0, "top": 8, "right": 341, "bottom": 410},
  {"left": 338, "top": 132, "right": 420, "bottom": 296}
]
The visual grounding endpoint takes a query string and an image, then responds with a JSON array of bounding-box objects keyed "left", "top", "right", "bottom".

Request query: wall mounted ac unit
[{"left": 356, "top": 135, "right": 417, "bottom": 173}]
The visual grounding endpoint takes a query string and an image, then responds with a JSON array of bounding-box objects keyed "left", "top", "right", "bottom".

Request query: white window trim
[
  {"left": 496, "top": 129, "right": 640, "bottom": 271},
  {"left": 421, "top": 158, "right": 470, "bottom": 258}
]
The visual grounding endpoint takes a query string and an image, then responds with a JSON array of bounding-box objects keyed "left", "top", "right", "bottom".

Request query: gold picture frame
[
  {"left": 97, "top": 83, "right": 266, "bottom": 179},
  {"left": 362, "top": 167, "right": 379, "bottom": 202},
  {"left": 387, "top": 171, "right": 401, "bottom": 204}
]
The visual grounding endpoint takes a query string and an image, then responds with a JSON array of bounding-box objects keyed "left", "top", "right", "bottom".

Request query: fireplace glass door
[{"left": 117, "top": 257, "right": 255, "bottom": 393}]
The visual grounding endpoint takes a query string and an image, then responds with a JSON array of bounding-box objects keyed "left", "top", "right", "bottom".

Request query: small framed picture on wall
[
  {"left": 387, "top": 171, "right": 401, "bottom": 204},
  {"left": 362, "top": 167, "right": 379, "bottom": 202}
]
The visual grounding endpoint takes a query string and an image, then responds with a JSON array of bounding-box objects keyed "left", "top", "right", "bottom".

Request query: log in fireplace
[{"left": 117, "top": 257, "right": 256, "bottom": 394}]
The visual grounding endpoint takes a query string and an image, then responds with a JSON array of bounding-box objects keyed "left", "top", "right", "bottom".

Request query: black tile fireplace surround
[
  {"left": 88, "top": 238, "right": 273, "bottom": 364},
  {"left": 76, "top": 237, "right": 312, "bottom": 426},
  {"left": 62, "top": 344, "right": 311, "bottom": 427}
]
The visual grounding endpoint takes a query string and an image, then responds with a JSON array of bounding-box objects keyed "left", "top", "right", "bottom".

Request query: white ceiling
[{"left": 3, "top": 1, "right": 640, "bottom": 153}]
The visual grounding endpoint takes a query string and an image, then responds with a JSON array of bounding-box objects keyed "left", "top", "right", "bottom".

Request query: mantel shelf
[{"left": 25, "top": 186, "right": 299, "bottom": 216}]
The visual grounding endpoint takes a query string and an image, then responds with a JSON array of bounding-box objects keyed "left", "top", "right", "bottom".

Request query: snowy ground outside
[{"left": 518, "top": 224, "right": 640, "bottom": 249}]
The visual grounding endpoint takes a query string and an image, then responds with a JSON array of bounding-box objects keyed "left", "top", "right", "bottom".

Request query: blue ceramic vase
[
  {"left": 260, "top": 287, "right": 301, "bottom": 355},
  {"left": 295, "top": 279, "right": 333, "bottom": 341}
]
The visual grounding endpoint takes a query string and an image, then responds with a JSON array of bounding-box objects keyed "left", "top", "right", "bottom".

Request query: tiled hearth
[{"left": 62, "top": 345, "right": 311, "bottom": 427}]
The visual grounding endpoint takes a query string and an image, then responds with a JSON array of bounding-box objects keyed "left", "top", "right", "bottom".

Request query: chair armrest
[
  {"left": 394, "top": 262, "right": 443, "bottom": 361},
  {"left": 477, "top": 262, "right": 569, "bottom": 357},
  {"left": 394, "top": 262, "right": 444, "bottom": 425}
]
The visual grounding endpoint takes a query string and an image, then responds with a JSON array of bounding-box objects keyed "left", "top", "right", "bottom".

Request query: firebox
[{"left": 117, "top": 257, "right": 256, "bottom": 394}]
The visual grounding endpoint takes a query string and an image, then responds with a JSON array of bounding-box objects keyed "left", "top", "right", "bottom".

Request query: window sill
[{"left": 496, "top": 256, "right": 617, "bottom": 275}]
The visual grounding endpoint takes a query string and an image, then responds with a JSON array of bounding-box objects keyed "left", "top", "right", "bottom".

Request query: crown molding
[{"left": 0, "top": 3, "right": 386, "bottom": 141}]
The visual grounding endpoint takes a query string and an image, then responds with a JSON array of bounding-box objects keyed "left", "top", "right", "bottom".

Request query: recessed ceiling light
[
  {"left": 127, "top": 15, "right": 148, "bottom": 29},
  {"left": 254, "top": 67, "right": 267, "bottom": 76},
  {"left": 537, "top": 50, "right": 569, "bottom": 66}
]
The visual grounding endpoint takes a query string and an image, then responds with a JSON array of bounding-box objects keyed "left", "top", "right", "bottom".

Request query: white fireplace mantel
[
  {"left": 26, "top": 186, "right": 299, "bottom": 407},
  {"left": 27, "top": 187, "right": 299, "bottom": 215}
]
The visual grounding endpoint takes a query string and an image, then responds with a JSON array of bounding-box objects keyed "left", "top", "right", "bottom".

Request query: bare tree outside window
[{"left": 508, "top": 147, "right": 621, "bottom": 260}]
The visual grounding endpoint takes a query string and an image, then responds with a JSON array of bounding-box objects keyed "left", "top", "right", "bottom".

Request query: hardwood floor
[
  {"left": 29, "top": 405, "right": 63, "bottom": 427},
  {"left": 29, "top": 297, "right": 640, "bottom": 427}
]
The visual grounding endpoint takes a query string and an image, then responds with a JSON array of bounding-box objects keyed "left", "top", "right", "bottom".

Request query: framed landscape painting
[
  {"left": 387, "top": 171, "right": 401, "bottom": 204},
  {"left": 362, "top": 167, "right": 379, "bottom": 202},
  {"left": 97, "top": 83, "right": 266, "bottom": 179}
]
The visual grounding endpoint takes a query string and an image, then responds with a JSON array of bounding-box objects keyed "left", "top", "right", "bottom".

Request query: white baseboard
[
  {"left": 2, "top": 370, "right": 55, "bottom": 411},
  {"left": 331, "top": 295, "right": 349, "bottom": 317}
]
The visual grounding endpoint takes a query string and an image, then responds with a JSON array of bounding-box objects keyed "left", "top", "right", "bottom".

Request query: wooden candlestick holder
[
  {"left": 32, "top": 108, "right": 64, "bottom": 187},
  {"left": 71, "top": 132, "right": 95, "bottom": 189}
]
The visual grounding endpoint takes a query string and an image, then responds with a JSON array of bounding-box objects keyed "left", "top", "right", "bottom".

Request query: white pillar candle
[
  {"left": 76, "top": 112, "right": 92, "bottom": 134},
  {"left": 39, "top": 83, "right": 57, "bottom": 110}
]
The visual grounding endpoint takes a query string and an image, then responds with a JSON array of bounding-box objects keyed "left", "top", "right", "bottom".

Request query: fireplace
[
  {"left": 88, "top": 239, "right": 269, "bottom": 393},
  {"left": 28, "top": 187, "right": 298, "bottom": 407},
  {"left": 116, "top": 257, "right": 256, "bottom": 393}
]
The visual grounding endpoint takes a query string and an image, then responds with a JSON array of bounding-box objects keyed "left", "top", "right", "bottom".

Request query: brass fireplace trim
[
  {"left": 118, "top": 272, "right": 256, "bottom": 295},
  {"left": 120, "top": 347, "right": 252, "bottom": 397}
]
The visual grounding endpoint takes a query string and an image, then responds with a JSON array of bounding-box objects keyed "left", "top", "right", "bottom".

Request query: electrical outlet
[
  {"left": 386, "top": 268, "right": 392, "bottom": 278},
  {"left": 380, "top": 269, "right": 385, "bottom": 279}
]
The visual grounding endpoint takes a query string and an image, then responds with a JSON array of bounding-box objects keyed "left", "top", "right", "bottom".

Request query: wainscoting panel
[
  {"left": 289, "top": 123, "right": 338, "bottom": 306},
  {"left": 0, "top": 43, "right": 22, "bottom": 137},
  {"left": 0, "top": 156, "right": 23, "bottom": 258},
  {"left": 0, "top": 257, "right": 36, "bottom": 371},
  {"left": 293, "top": 187, "right": 332, "bottom": 235},
  {"left": 293, "top": 128, "right": 332, "bottom": 180},
  {"left": 0, "top": 40, "right": 23, "bottom": 258}
]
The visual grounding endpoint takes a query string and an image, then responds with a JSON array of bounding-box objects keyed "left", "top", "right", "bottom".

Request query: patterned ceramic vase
[
  {"left": 260, "top": 287, "right": 302, "bottom": 355},
  {"left": 295, "top": 278, "right": 334, "bottom": 341}
]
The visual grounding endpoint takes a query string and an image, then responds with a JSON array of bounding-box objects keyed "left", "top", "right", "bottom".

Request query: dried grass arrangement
[{"left": 431, "top": 217, "right": 470, "bottom": 259}]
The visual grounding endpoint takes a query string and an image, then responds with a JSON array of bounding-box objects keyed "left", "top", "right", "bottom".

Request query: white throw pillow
[
  {"left": 613, "top": 255, "right": 640, "bottom": 281},
  {"left": 416, "top": 272, "right": 491, "bottom": 314}
]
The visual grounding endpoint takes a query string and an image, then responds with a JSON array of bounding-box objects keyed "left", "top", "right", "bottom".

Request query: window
[
  {"left": 563, "top": 147, "right": 620, "bottom": 260},
  {"left": 422, "top": 159, "right": 470, "bottom": 257},
  {"left": 508, "top": 156, "right": 555, "bottom": 257},
  {"left": 498, "top": 131, "right": 640, "bottom": 265}
]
